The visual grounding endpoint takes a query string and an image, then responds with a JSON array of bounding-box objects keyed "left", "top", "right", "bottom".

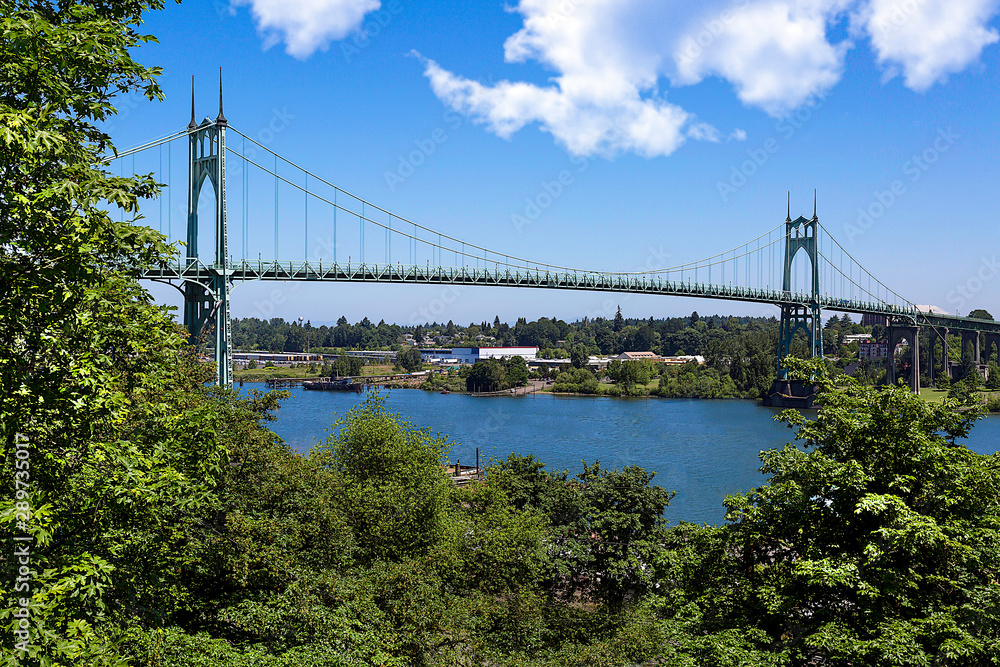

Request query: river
[{"left": 242, "top": 387, "right": 1000, "bottom": 525}]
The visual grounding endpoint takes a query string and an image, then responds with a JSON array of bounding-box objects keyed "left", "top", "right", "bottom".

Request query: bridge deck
[{"left": 140, "top": 258, "right": 1000, "bottom": 333}]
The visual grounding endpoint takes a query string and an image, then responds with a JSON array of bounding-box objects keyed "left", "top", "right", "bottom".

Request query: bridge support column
[
  {"left": 959, "top": 331, "right": 980, "bottom": 382},
  {"left": 960, "top": 330, "right": 980, "bottom": 366},
  {"left": 886, "top": 324, "right": 920, "bottom": 393},
  {"left": 984, "top": 333, "right": 1000, "bottom": 366},
  {"left": 943, "top": 328, "right": 951, "bottom": 380},
  {"left": 928, "top": 331, "right": 934, "bottom": 385},
  {"left": 763, "top": 197, "right": 822, "bottom": 408},
  {"left": 181, "top": 77, "right": 233, "bottom": 386},
  {"left": 928, "top": 327, "right": 950, "bottom": 385}
]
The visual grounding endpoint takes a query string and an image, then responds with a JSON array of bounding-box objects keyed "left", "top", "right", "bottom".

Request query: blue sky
[{"left": 115, "top": 0, "right": 1000, "bottom": 326}]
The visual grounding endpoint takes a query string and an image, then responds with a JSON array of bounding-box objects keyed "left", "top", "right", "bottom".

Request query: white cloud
[
  {"left": 418, "top": 0, "right": 999, "bottom": 157},
  {"left": 231, "top": 0, "right": 1000, "bottom": 158},
  {"left": 673, "top": 0, "right": 852, "bottom": 115},
  {"left": 233, "top": 0, "right": 380, "bottom": 59},
  {"left": 859, "top": 0, "right": 1000, "bottom": 90},
  {"left": 418, "top": 54, "right": 707, "bottom": 158}
]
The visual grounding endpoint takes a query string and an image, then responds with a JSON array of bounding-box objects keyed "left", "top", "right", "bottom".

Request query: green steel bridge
[{"left": 114, "top": 80, "right": 1000, "bottom": 392}]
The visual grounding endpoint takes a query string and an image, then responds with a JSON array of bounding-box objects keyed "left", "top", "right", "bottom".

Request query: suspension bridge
[{"left": 112, "top": 80, "right": 1000, "bottom": 402}]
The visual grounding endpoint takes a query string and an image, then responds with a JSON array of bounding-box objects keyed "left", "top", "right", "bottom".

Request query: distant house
[
  {"left": 615, "top": 351, "right": 661, "bottom": 361},
  {"left": 661, "top": 355, "right": 705, "bottom": 365}
]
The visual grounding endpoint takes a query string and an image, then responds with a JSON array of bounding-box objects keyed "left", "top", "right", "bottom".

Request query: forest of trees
[
  {"left": 3, "top": 4, "right": 1000, "bottom": 665},
  {"left": 233, "top": 310, "right": 867, "bottom": 360}
]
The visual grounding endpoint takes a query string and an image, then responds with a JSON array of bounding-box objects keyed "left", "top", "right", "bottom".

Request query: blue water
[{"left": 242, "top": 387, "right": 1000, "bottom": 525}]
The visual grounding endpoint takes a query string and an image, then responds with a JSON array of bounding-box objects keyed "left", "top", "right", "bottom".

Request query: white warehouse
[{"left": 448, "top": 346, "right": 538, "bottom": 364}]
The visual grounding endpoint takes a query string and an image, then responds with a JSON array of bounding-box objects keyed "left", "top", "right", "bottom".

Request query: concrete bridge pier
[
  {"left": 984, "top": 333, "right": 1000, "bottom": 367},
  {"left": 960, "top": 330, "right": 981, "bottom": 367},
  {"left": 886, "top": 324, "right": 920, "bottom": 393},
  {"left": 928, "top": 327, "right": 949, "bottom": 385}
]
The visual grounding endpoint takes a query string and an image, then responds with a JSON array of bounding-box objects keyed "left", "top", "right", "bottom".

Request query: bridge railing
[{"left": 140, "top": 257, "right": 1000, "bottom": 332}]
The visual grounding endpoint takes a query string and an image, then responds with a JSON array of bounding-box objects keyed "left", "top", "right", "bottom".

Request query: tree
[
  {"left": 465, "top": 359, "right": 506, "bottom": 392},
  {"left": 396, "top": 346, "right": 423, "bottom": 372},
  {"left": 717, "top": 358, "right": 1000, "bottom": 665},
  {"left": 0, "top": 3, "right": 240, "bottom": 663},
  {"left": 613, "top": 306, "right": 625, "bottom": 331},
  {"left": 987, "top": 361, "right": 1000, "bottom": 390},
  {"left": 617, "top": 360, "right": 653, "bottom": 389},
  {"left": 487, "top": 455, "right": 672, "bottom": 608},
  {"left": 505, "top": 355, "right": 529, "bottom": 387},
  {"left": 968, "top": 308, "right": 994, "bottom": 320},
  {"left": 312, "top": 392, "right": 454, "bottom": 564},
  {"left": 570, "top": 343, "right": 588, "bottom": 369}
]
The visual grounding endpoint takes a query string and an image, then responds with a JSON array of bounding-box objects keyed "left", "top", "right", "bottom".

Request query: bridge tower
[
  {"left": 776, "top": 194, "right": 823, "bottom": 378},
  {"left": 182, "top": 74, "right": 233, "bottom": 385},
  {"left": 762, "top": 195, "right": 823, "bottom": 408}
]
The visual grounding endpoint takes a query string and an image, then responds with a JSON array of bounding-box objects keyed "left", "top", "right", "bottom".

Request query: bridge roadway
[{"left": 142, "top": 257, "right": 1000, "bottom": 334}]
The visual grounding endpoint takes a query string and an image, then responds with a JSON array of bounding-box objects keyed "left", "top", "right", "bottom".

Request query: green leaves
[{"left": 705, "top": 357, "right": 1000, "bottom": 664}]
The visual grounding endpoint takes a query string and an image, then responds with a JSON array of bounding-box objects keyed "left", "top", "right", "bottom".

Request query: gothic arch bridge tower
[
  {"left": 763, "top": 194, "right": 823, "bottom": 407},
  {"left": 181, "top": 75, "right": 233, "bottom": 385}
]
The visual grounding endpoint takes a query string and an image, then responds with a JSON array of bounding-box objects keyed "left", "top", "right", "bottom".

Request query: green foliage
[
  {"left": 312, "top": 392, "right": 453, "bottom": 564},
  {"left": 986, "top": 362, "right": 1000, "bottom": 390},
  {"left": 936, "top": 370, "right": 952, "bottom": 389},
  {"left": 463, "top": 356, "right": 530, "bottom": 392},
  {"left": 486, "top": 454, "right": 673, "bottom": 608},
  {"left": 607, "top": 359, "right": 654, "bottom": 388},
  {"left": 713, "top": 357, "right": 1000, "bottom": 664},
  {"left": 655, "top": 362, "right": 741, "bottom": 398},
  {"left": 395, "top": 346, "right": 424, "bottom": 372},
  {"left": 328, "top": 354, "right": 363, "bottom": 377},
  {"left": 0, "top": 2, "right": 234, "bottom": 663},
  {"left": 552, "top": 367, "right": 600, "bottom": 394},
  {"left": 505, "top": 355, "right": 529, "bottom": 387},
  {"left": 466, "top": 358, "right": 506, "bottom": 392}
]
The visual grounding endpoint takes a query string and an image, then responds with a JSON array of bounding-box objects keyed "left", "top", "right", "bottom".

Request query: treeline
[
  {"left": 233, "top": 315, "right": 403, "bottom": 352},
  {"left": 232, "top": 309, "right": 870, "bottom": 359}
]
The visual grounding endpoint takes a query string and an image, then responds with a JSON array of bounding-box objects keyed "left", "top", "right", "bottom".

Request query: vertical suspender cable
[
  {"left": 243, "top": 146, "right": 248, "bottom": 260},
  {"left": 158, "top": 144, "right": 163, "bottom": 233},
  {"left": 168, "top": 139, "right": 172, "bottom": 250},
  {"left": 334, "top": 189, "right": 338, "bottom": 263},
  {"left": 305, "top": 173, "right": 309, "bottom": 260},
  {"left": 274, "top": 154, "right": 279, "bottom": 259}
]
